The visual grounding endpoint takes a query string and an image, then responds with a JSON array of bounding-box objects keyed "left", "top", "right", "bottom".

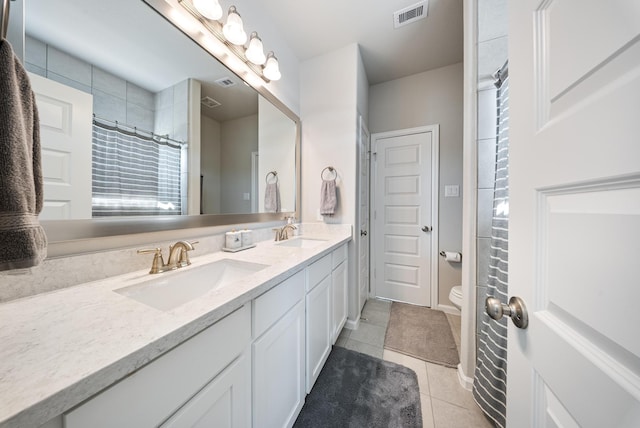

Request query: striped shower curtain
[
  {"left": 473, "top": 64, "right": 509, "bottom": 428},
  {"left": 92, "top": 120, "right": 183, "bottom": 217}
]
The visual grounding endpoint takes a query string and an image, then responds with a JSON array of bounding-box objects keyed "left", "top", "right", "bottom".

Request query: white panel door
[
  {"left": 373, "top": 129, "right": 434, "bottom": 306},
  {"left": 506, "top": 1, "right": 640, "bottom": 426},
  {"left": 29, "top": 73, "right": 92, "bottom": 220},
  {"left": 358, "top": 116, "right": 371, "bottom": 311}
]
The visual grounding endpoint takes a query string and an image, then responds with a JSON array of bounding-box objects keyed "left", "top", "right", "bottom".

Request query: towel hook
[
  {"left": 1, "top": 0, "right": 13, "bottom": 41},
  {"left": 266, "top": 171, "right": 278, "bottom": 184},
  {"left": 321, "top": 166, "right": 337, "bottom": 181}
]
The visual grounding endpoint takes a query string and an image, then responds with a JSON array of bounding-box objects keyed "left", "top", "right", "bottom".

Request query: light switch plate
[{"left": 445, "top": 185, "right": 460, "bottom": 197}]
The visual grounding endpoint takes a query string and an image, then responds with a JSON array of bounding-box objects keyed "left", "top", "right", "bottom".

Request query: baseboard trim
[
  {"left": 437, "top": 303, "right": 461, "bottom": 315},
  {"left": 344, "top": 316, "right": 360, "bottom": 330},
  {"left": 457, "top": 363, "right": 474, "bottom": 391}
]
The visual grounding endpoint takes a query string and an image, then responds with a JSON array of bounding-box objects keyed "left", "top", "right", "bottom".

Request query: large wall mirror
[{"left": 24, "top": 0, "right": 299, "bottom": 244}]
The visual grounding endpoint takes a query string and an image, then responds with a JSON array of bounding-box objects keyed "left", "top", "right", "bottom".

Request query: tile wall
[
  {"left": 476, "top": 0, "right": 507, "bottom": 341},
  {"left": 23, "top": 35, "right": 191, "bottom": 154},
  {"left": 24, "top": 36, "right": 157, "bottom": 133}
]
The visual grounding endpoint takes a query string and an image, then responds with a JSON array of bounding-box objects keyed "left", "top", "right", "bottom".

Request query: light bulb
[
  {"left": 192, "top": 0, "right": 222, "bottom": 20},
  {"left": 263, "top": 52, "right": 281, "bottom": 81},
  {"left": 245, "top": 32, "right": 266, "bottom": 65},
  {"left": 223, "top": 6, "right": 247, "bottom": 45}
]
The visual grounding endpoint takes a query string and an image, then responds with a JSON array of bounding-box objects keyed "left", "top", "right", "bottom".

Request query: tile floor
[{"left": 336, "top": 299, "right": 494, "bottom": 428}]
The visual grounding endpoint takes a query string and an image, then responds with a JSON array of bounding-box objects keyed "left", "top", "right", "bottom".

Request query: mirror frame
[{"left": 40, "top": 0, "right": 301, "bottom": 247}]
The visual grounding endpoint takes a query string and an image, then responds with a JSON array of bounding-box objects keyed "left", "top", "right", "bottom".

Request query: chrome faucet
[
  {"left": 138, "top": 240, "right": 198, "bottom": 274},
  {"left": 275, "top": 224, "right": 297, "bottom": 241}
]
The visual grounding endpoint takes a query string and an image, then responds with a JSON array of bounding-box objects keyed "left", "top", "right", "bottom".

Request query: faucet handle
[{"left": 137, "top": 248, "right": 165, "bottom": 274}]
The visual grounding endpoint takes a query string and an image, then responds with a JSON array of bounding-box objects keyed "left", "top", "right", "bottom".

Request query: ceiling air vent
[
  {"left": 215, "top": 77, "right": 236, "bottom": 88},
  {"left": 201, "top": 96, "right": 221, "bottom": 109},
  {"left": 393, "top": 1, "right": 428, "bottom": 29}
]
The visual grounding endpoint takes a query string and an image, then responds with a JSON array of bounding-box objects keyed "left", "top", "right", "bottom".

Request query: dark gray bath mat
[
  {"left": 384, "top": 302, "right": 460, "bottom": 368},
  {"left": 293, "top": 346, "right": 422, "bottom": 428}
]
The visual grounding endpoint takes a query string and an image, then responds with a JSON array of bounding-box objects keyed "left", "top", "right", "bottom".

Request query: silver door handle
[
  {"left": 486, "top": 296, "right": 529, "bottom": 329},
  {"left": 421, "top": 226, "right": 432, "bottom": 232}
]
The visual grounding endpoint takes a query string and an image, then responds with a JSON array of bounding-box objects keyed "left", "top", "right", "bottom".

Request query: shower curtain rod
[
  {"left": 492, "top": 60, "right": 509, "bottom": 89},
  {"left": 93, "top": 115, "right": 187, "bottom": 147}
]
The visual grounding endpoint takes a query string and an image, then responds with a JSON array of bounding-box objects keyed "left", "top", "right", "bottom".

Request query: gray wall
[
  {"left": 369, "top": 62, "right": 464, "bottom": 307},
  {"left": 201, "top": 116, "right": 222, "bottom": 214},
  {"left": 220, "top": 114, "right": 258, "bottom": 214}
]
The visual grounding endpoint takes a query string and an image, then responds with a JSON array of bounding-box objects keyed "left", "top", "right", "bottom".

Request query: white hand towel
[
  {"left": 264, "top": 182, "right": 281, "bottom": 213},
  {"left": 0, "top": 40, "right": 47, "bottom": 271},
  {"left": 320, "top": 179, "right": 337, "bottom": 216}
]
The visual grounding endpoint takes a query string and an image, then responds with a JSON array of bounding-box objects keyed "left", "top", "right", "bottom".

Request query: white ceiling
[{"left": 257, "top": 0, "right": 463, "bottom": 84}]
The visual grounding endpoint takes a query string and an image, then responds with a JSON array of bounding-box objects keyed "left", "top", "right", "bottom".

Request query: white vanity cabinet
[
  {"left": 304, "top": 254, "right": 332, "bottom": 393},
  {"left": 252, "top": 271, "right": 306, "bottom": 428},
  {"left": 63, "top": 304, "right": 251, "bottom": 428},
  {"left": 331, "top": 244, "right": 348, "bottom": 343},
  {"left": 40, "top": 239, "right": 352, "bottom": 428}
]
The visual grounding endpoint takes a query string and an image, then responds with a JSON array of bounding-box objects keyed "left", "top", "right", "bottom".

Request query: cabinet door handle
[{"left": 421, "top": 226, "right": 432, "bottom": 232}]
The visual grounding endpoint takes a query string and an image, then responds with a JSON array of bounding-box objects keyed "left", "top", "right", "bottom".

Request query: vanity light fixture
[
  {"left": 222, "top": 5, "right": 247, "bottom": 45},
  {"left": 263, "top": 52, "right": 281, "bottom": 81},
  {"left": 245, "top": 32, "right": 266, "bottom": 65},
  {"left": 192, "top": 0, "right": 222, "bottom": 20},
  {"left": 178, "top": 0, "right": 281, "bottom": 84}
]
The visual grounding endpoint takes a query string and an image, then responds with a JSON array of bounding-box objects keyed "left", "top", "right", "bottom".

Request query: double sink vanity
[{"left": 0, "top": 225, "right": 351, "bottom": 428}]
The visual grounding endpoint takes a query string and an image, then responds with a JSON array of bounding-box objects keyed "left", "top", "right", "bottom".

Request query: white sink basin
[
  {"left": 116, "top": 259, "right": 269, "bottom": 311},
  {"left": 275, "top": 237, "right": 327, "bottom": 249}
]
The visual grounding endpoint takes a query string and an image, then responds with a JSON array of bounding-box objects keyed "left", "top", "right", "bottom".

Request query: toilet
[{"left": 449, "top": 285, "right": 462, "bottom": 311}]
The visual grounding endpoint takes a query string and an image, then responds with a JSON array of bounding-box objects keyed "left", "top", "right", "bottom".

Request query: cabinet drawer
[
  {"left": 253, "top": 270, "right": 305, "bottom": 338},
  {"left": 64, "top": 305, "right": 251, "bottom": 428},
  {"left": 306, "top": 254, "right": 331, "bottom": 292},
  {"left": 331, "top": 244, "right": 347, "bottom": 269}
]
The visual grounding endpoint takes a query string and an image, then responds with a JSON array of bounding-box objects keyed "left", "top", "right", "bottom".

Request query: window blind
[{"left": 91, "top": 121, "right": 183, "bottom": 217}]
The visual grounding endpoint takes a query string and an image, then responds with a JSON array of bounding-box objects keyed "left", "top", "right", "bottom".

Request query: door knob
[
  {"left": 486, "top": 296, "right": 529, "bottom": 329},
  {"left": 360, "top": 230, "right": 368, "bottom": 236},
  {"left": 421, "top": 226, "right": 432, "bottom": 232}
]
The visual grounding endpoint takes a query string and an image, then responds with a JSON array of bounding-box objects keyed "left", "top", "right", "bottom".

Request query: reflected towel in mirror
[
  {"left": 0, "top": 40, "right": 47, "bottom": 271},
  {"left": 264, "top": 182, "right": 281, "bottom": 212}
]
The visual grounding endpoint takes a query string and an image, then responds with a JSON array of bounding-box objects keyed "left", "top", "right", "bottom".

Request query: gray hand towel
[
  {"left": 0, "top": 40, "right": 47, "bottom": 271},
  {"left": 320, "top": 179, "right": 337, "bottom": 216},
  {"left": 264, "top": 182, "right": 281, "bottom": 213}
]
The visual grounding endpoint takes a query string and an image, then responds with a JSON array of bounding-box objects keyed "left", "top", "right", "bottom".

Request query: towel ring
[
  {"left": 321, "top": 166, "right": 337, "bottom": 181},
  {"left": 266, "top": 171, "right": 278, "bottom": 184}
]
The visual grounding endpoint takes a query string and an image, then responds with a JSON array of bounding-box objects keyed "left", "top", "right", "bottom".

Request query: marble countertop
[{"left": 0, "top": 226, "right": 351, "bottom": 428}]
